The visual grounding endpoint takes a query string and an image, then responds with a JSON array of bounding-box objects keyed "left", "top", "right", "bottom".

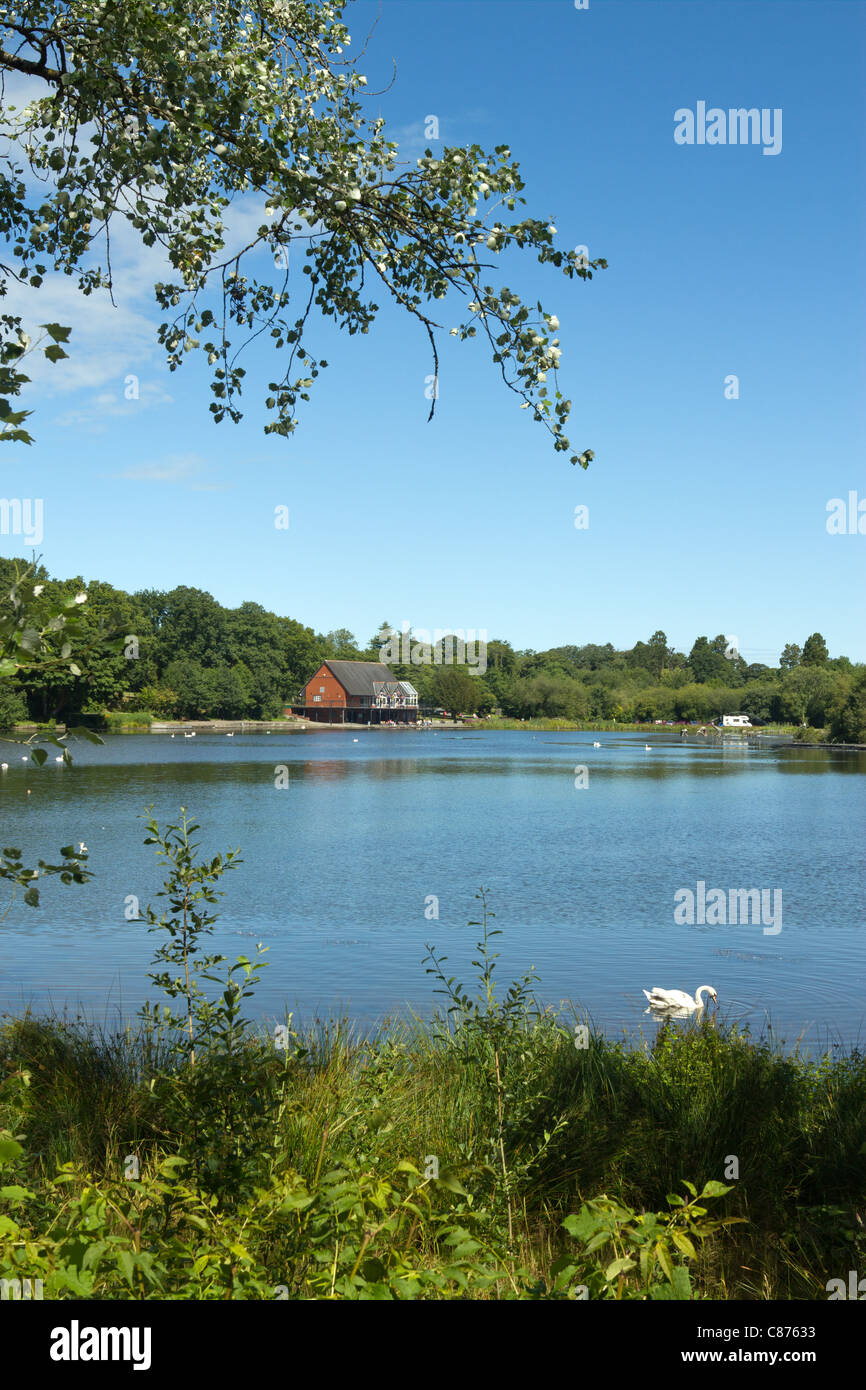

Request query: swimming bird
[
  {"left": 593, "top": 741, "right": 601, "bottom": 747},
  {"left": 55, "top": 756, "right": 64, "bottom": 762},
  {"left": 643, "top": 985, "right": 717, "bottom": 1013},
  {"left": 226, "top": 732, "right": 233, "bottom": 737},
  {"left": 645, "top": 744, "right": 652, "bottom": 750}
]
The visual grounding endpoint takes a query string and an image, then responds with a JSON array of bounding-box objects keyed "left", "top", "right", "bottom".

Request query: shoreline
[{"left": 6, "top": 718, "right": 865, "bottom": 747}]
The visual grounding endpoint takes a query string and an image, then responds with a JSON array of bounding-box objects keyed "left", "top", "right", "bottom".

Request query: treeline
[
  {"left": 1, "top": 559, "right": 864, "bottom": 741},
  {"left": 0, "top": 558, "right": 321, "bottom": 726},
  {"left": 375, "top": 625, "right": 866, "bottom": 742}
]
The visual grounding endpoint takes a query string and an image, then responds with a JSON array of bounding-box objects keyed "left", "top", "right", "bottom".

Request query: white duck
[{"left": 643, "top": 985, "right": 717, "bottom": 1012}]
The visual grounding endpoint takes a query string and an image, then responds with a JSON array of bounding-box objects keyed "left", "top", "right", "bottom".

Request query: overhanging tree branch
[{"left": 0, "top": 0, "right": 605, "bottom": 461}]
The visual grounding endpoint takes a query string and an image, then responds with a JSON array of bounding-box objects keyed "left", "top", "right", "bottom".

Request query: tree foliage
[
  {"left": 1, "top": 568, "right": 861, "bottom": 737},
  {"left": 0, "top": 0, "right": 604, "bottom": 456},
  {"left": 801, "top": 632, "right": 829, "bottom": 666}
]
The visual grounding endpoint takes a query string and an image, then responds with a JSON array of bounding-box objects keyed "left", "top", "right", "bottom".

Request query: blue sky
[{"left": 2, "top": 0, "right": 864, "bottom": 662}]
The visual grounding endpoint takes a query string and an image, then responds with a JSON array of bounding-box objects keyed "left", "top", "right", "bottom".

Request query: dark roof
[{"left": 321, "top": 660, "right": 398, "bottom": 697}]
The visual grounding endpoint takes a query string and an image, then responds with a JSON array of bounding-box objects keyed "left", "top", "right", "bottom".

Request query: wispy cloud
[
  {"left": 54, "top": 380, "right": 174, "bottom": 432},
  {"left": 108, "top": 451, "right": 232, "bottom": 491}
]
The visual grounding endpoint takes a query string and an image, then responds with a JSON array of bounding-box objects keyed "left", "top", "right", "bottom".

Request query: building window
[
  {"left": 313, "top": 695, "right": 322, "bottom": 703},
  {"left": 320, "top": 686, "right": 325, "bottom": 693}
]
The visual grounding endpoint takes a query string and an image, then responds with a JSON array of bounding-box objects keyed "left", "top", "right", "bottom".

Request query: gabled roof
[{"left": 320, "top": 660, "right": 398, "bottom": 697}]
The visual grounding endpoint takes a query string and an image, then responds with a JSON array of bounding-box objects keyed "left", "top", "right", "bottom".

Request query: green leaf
[
  {"left": 655, "top": 1240, "right": 674, "bottom": 1284},
  {"left": 435, "top": 1173, "right": 470, "bottom": 1197},
  {"left": 671, "top": 1231, "right": 697, "bottom": 1260},
  {"left": 43, "top": 344, "right": 69, "bottom": 363},
  {"left": 699, "top": 1180, "right": 733, "bottom": 1199},
  {"left": 116, "top": 1248, "right": 136, "bottom": 1288},
  {"left": 670, "top": 1265, "right": 693, "bottom": 1299},
  {"left": 41, "top": 323, "right": 72, "bottom": 343},
  {"left": 0, "top": 1138, "right": 24, "bottom": 1164},
  {"left": 0, "top": 1184, "right": 32, "bottom": 1200},
  {"left": 279, "top": 1191, "right": 315, "bottom": 1212}
]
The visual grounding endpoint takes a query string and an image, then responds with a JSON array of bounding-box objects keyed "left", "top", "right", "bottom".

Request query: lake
[{"left": 1, "top": 730, "right": 864, "bottom": 1050}]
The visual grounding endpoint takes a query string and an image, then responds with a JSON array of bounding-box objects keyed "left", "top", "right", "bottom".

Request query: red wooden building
[{"left": 293, "top": 660, "right": 420, "bottom": 724}]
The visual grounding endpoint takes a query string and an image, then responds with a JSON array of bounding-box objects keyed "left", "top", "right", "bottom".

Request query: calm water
[{"left": 1, "top": 730, "right": 864, "bottom": 1050}]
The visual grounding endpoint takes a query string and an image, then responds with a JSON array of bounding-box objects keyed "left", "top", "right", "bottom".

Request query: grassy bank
[
  {"left": 481, "top": 716, "right": 802, "bottom": 735},
  {"left": 2, "top": 996, "right": 863, "bottom": 1299}
]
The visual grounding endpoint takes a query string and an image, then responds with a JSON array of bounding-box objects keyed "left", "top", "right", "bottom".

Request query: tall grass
[
  {"left": 104, "top": 709, "right": 153, "bottom": 729},
  {"left": 1, "top": 1005, "right": 862, "bottom": 1298}
]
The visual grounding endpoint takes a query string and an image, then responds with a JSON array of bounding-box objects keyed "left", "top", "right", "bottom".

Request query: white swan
[
  {"left": 592, "top": 741, "right": 601, "bottom": 747},
  {"left": 645, "top": 744, "right": 652, "bottom": 750},
  {"left": 643, "top": 985, "right": 717, "bottom": 1012}
]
